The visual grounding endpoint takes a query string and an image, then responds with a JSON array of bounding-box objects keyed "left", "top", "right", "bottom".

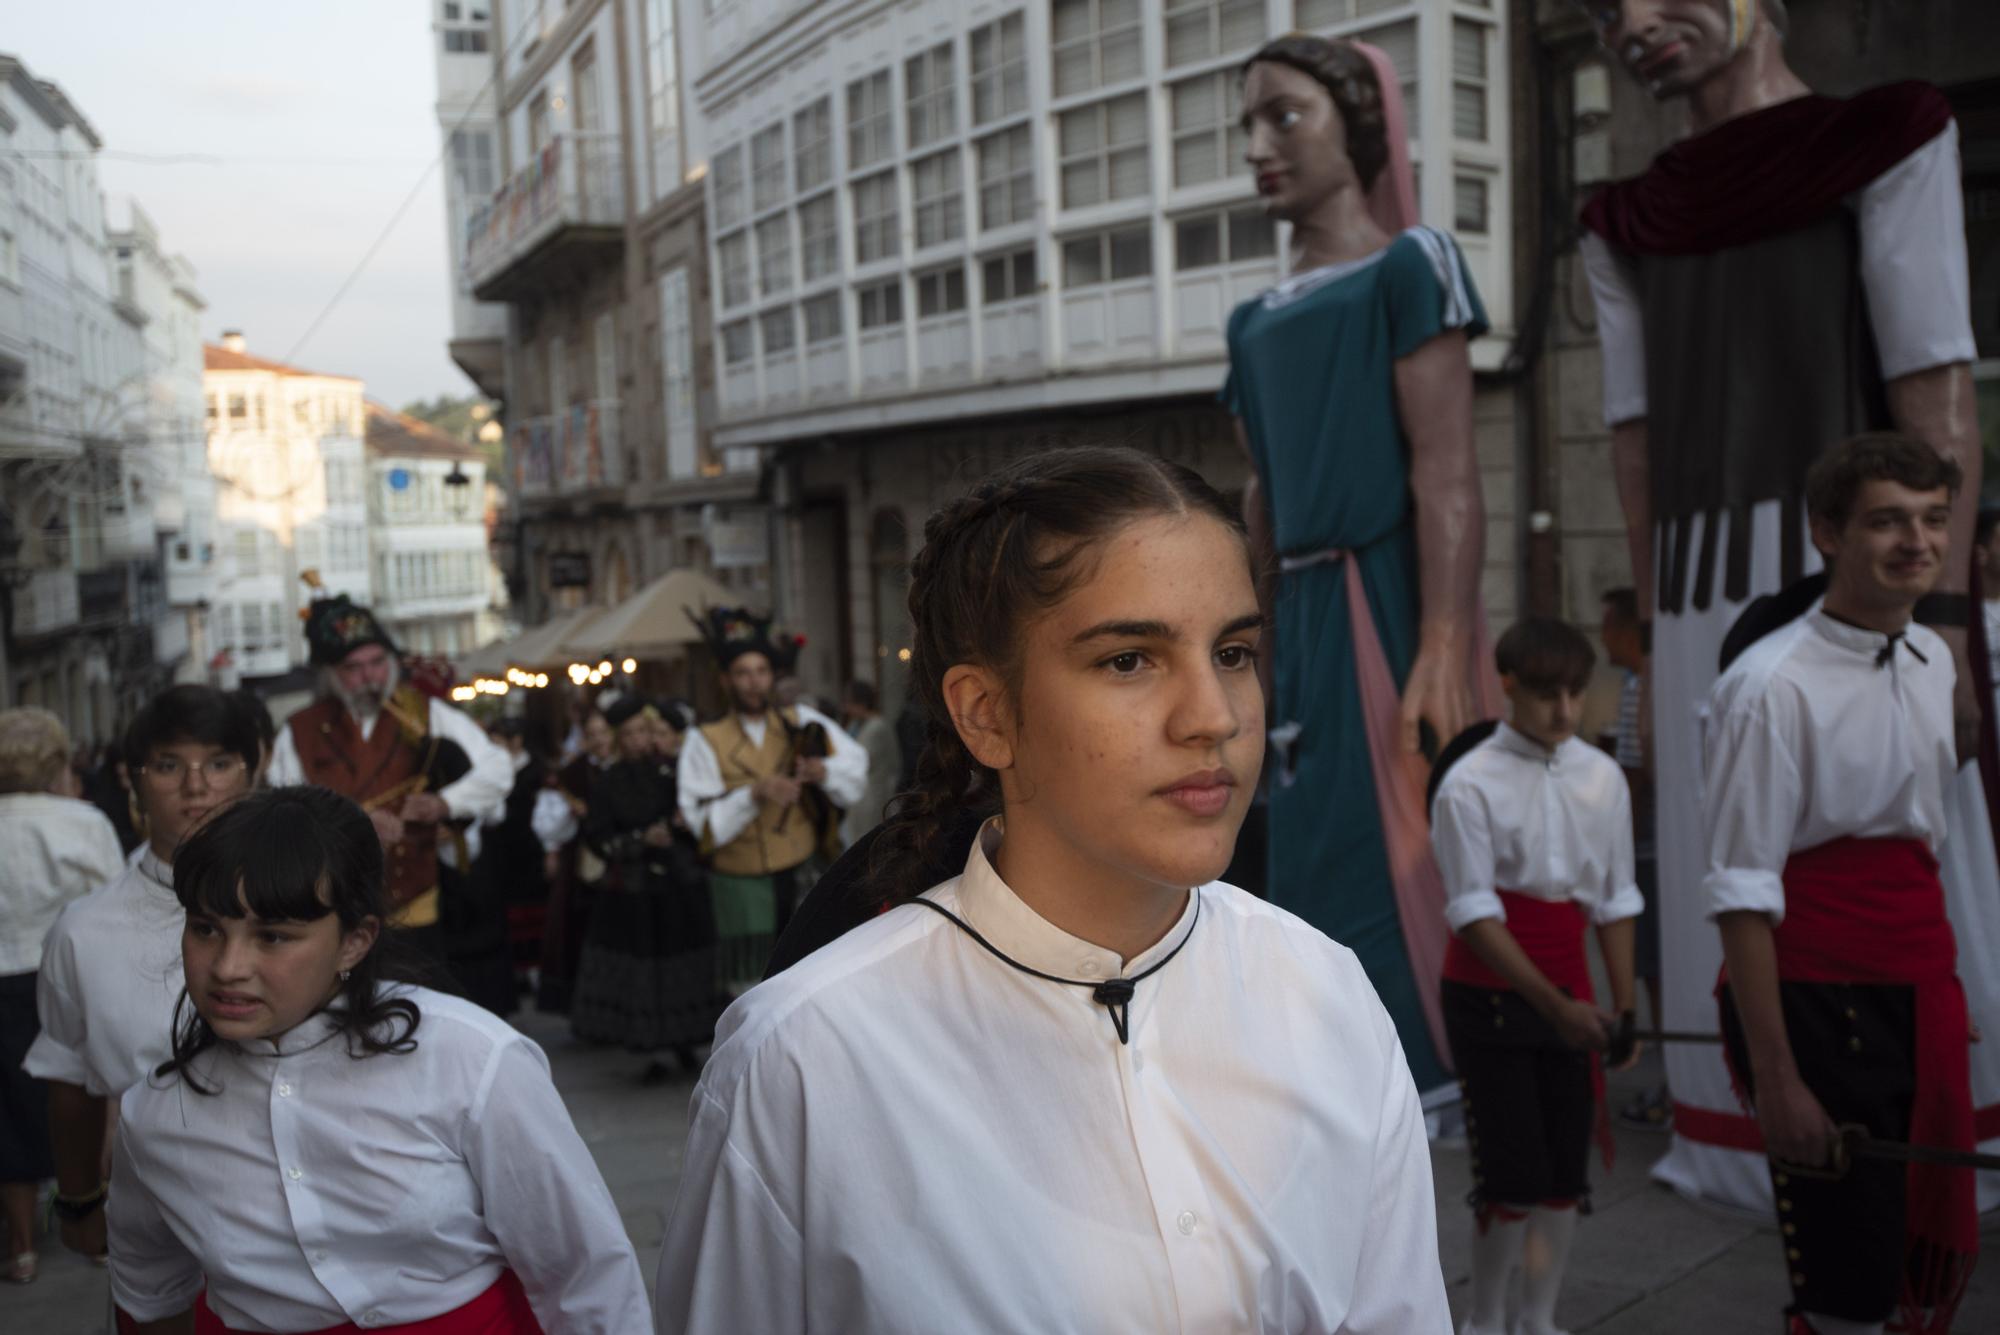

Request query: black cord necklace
[{"left": 909, "top": 890, "right": 1202, "bottom": 1044}]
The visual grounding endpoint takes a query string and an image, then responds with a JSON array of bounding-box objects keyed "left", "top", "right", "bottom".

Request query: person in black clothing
[
  {"left": 572, "top": 694, "right": 723, "bottom": 1080},
  {"left": 483, "top": 718, "right": 556, "bottom": 994}
]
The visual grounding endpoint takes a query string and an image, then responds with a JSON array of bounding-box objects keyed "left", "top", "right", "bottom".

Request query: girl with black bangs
[{"left": 107, "top": 786, "right": 649, "bottom": 1335}]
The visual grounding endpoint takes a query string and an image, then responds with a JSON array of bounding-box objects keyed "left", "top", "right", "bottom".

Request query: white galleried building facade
[
  {"left": 364, "top": 402, "right": 502, "bottom": 658},
  {"left": 682, "top": 0, "right": 1520, "bottom": 709},
  {"left": 0, "top": 55, "right": 208, "bottom": 741},
  {"left": 202, "top": 335, "right": 372, "bottom": 687},
  {"left": 449, "top": 0, "right": 771, "bottom": 637}
]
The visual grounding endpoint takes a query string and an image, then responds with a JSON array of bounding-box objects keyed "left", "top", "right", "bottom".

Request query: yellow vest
[{"left": 699, "top": 709, "right": 819, "bottom": 876}]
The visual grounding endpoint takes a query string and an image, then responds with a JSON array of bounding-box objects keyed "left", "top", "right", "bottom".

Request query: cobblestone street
[{"left": 10, "top": 1008, "right": 2000, "bottom": 1333}]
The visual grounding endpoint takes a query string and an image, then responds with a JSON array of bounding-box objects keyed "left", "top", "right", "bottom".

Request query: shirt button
[
  {"left": 277, "top": 1083, "right": 292, "bottom": 1098},
  {"left": 1077, "top": 960, "right": 1102, "bottom": 978},
  {"left": 313, "top": 1250, "right": 328, "bottom": 1263},
  {"left": 362, "top": 1313, "right": 383, "bottom": 1327},
  {"left": 1176, "top": 1210, "right": 1198, "bottom": 1236},
  {"left": 287, "top": 1166, "right": 303, "bottom": 1181}
]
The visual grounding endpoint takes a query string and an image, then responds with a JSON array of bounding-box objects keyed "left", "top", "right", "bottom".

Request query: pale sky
[{"left": 12, "top": 1, "right": 471, "bottom": 408}]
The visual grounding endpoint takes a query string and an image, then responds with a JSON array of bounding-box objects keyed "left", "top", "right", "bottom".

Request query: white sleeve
[
  {"left": 530, "top": 788, "right": 577, "bottom": 852},
  {"left": 654, "top": 1084, "right": 807, "bottom": 1335},
  {"left": 796, "top": 704, "right": 868, "bottom": 810},
  {"left": 1580, "top": 230, "right": 1648, "bottom": 426},
  {"left": 677, "top": 726, "right": 757, "bottom": 849},
  {"left": 1343, "top": 1001, "right": 1453, "bottom": 1334},
  {"left": 23, "top": 911, "right": 94, "bottom": 1087},
  {"left": 266, "top": 720, "right": 306, "bottom": 788},
  {"left": 1429, "top": 782, "right": 1506, "bottom": 932},
  {"left": 1700, "top": 696, "right": 1801, "bottom": 923},
  {"left": 430, "top": 700, "right": 515, "bottom": 823},
  {"left": 108, "top": 1113, "right": 205, "bottom": 1322},
  {"left": 1856, "top": 124, "right": 1978, "bottom": 381},
  {"left": 65, "top": 808, "right": 127, "bottom": 893},
  {"left": 466, "top": 1038, "right": 653, "bottom": 1334},
  {"left": 1593, "top": 774, "right": 1646, "bottom": 926}
]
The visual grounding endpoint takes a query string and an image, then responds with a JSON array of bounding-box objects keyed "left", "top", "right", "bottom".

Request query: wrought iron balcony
[{"left": 466, "top": 132, "right": 624, "bottom": 302}]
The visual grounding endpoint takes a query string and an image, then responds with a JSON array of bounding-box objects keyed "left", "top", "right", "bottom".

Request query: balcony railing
[
  {"left": 9, "top": 568, "right": 79, "bottom": 639},
  {"left": 466, "top": 132, "right": 624, "bottom": 299},
  {"left": 510, "top": 401, "right": 625, "bottom": 501}
]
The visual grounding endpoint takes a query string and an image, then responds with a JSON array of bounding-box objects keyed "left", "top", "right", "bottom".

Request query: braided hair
[
  {"left": 867, "top": 445, "right": 1249, "bottom": 905},
  {"left": 1242, "top": 33, "right": 1390, "bottom": 191}
]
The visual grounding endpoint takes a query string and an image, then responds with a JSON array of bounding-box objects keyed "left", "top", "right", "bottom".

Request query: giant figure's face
[
  {"left": 1581, "top": 0, "right": 1753, "bottom": 100},
  {"left": 1240, "top": 61, "right": 1364, "bottom": 226}
]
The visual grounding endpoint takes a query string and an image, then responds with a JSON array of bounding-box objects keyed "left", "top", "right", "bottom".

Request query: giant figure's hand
[{"left": 1399, "top": 633, "right": 1476, "bottom": 758}]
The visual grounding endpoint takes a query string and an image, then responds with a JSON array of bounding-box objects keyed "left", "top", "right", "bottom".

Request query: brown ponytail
[{"left": 866, "top": 445, "right": 1249, "bottom": 905}]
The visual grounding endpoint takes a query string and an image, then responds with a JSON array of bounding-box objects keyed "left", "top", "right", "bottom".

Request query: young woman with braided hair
[{"left": 655, "top": 446, "right": 1449, "bottom": 1334}]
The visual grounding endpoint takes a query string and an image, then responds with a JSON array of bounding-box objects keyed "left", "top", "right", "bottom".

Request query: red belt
[
  {"left": 1719, "top": 836, "right": 1976, "bottom": 1332},
  {"left": 170, "top": 1272, "right": 542, "bottom": 1335},
  {"left": 1444, "top": 890, "right": 1612, "bottom": 1167}
]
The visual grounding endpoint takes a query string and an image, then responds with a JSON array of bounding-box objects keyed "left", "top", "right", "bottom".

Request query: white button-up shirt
[
  {"left": 1430, "top": 723, "right": 1643, "bottom": 933},
  {"left": 25, "top": 846, "right": 183, "bottom": 1095},
  {"left": 0, "top": 792, "right": 125, "bottom": 977},
  {"left": 110, "top": 986, "right": 650, "bottom": 1333},
  {"left": 656, "top": 823, "right": 1449, "bottom": 1334},
  {"left": 1702, "top": 606, "right": 1956, "bottom": 924},
  {"left": 676, "top": 704, "right": 869, "bottom": 849}
]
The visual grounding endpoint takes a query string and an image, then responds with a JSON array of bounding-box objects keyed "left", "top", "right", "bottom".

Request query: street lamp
[{"left": 443, "top": 463, "right": 474, "bottom": 519}]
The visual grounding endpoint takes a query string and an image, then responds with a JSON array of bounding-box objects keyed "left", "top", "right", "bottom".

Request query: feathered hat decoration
[{"left": 685, "top": 604, "right": 804, "bottom": 672}]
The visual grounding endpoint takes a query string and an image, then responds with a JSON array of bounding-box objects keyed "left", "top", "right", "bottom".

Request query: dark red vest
[{"left": 288, "top": 694, "right": 439, "bottom": 909}]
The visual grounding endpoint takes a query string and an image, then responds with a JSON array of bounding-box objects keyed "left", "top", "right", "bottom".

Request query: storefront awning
[{"left": 561, "top": 568, "right": 740, "bottom": 662}]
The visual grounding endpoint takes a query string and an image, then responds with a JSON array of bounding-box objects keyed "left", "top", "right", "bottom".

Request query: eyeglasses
[{"left": 140, "top": 755, "right": 249, "bottom": 787}]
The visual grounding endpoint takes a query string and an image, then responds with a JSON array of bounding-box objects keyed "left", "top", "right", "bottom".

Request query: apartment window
[
  {"left": 1052, "top": 0, "right": 1143, "bottom": 98},
  {"left": 1170, "top": 71, "right": 1248, "bottom": 188},
  {"left": 751, "top": 123, "right": 788, "bottom": 213},
  {"left": 718, "top": 231, "right": 751, "bottom": 307},
  {"left": 803, "top": 292, "right": 843, "bottom": 344},
  {"left": 1062, "top": 226, "right": 1151, "bottom": 287},
  {"left": 970, "top": 13, "right": 1028, "bottom": 125},
  {"left": 760, "top": 307, "right": 797, "bottom": 355},
  {"left": 444, "top": 29, "right": 490, "bottom": 53},
  {"left": 1364, "top": 20, "right": 1419, "bottom": 134},
  {"left": 847, "top": 71, "right": 895, "bottom": 172},
  {"left": 1164, "top": 0, "right": 1263, "bottom": 68},
  {"left": 721, "top": 320, "right": 755, "bottom": 366},
  {"left": 234, "top": 530, "right": 259, "bottom": 572},
  {"left": 982, "top": 246, "right": 1039, "bottom": 303},
  {"left": 1453, "top": 19, "right": 1489, "bottom": 141},
  {"left": 756, "top": 215, "right": 793, "bottom": 296},
  {"left": 1453, "top": 175, "right": 1490, "bottom": 235},
  {"left": 977, "top": 126, "right": 1035, "bottom": 229},
  {"left": 646, "top": 0, "right": 683, "bottom": 200},
  {"left": 798, "top": 193, "right": 839, "bottom": 282},
  {"left": 217, "top": 604, "right": 234, "bottom": 648},
  {"left": 906, "top": 43, "right": 957, "bottom": 152},
  {"left": 205, "top": 394, "right": 218, "bottom": 423},
  {"left": 449, "top": 129, "right": 498, "bottom": 198},
  {"left": 916, "top": 265, "right": 968, "bottom": 317},
  {"left": 911, "top": 150, "right": 965, "bottom": 250},
  {"left": 268, "top": 601, "right": 285, "bottom": 644},
  {"left": 857, "top": 279, "right": 904, "bottom": 330},
  {"left": 713, "top": 144, "right": 747, "bottom": 228},
  {"left": 851, "top": 171, "right": 900, "bottom": 264},
  {"left": 1058, "top": 94, "right": 1149, "bottom": 208},
  {"left": 228, "top": 393, "right": 247, "bottom": 420},
  {"left": 1297, "top": 0, "right": 1411, "bottom": 24},
  {"left": 1174, "top": 206, "right": 1275, "bottom": 269},
  {"left": 794, "top": 98, "right": 833, "bottom": 192},
  {"left": 242, "top": 603, "right": 264, "bottom": 650}
]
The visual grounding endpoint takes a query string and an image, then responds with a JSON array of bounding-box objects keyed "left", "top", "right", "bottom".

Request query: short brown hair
[
  {"left": 1804, "top": 433, "right": 1962, "bottom": 528},
  {"left": 1496, "top": 617, "right": 1596, "bottom": 693},
  {"left": 0, "top": 707, "right": 71, "bottom": 794}
]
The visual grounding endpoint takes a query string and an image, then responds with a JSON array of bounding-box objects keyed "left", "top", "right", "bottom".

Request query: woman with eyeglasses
[
  {"left": 24, "top": 685, "right": 259, "bottom": 1266},
  {"left": 0, "top": 706, "right": 126, "bottom": 1284}
]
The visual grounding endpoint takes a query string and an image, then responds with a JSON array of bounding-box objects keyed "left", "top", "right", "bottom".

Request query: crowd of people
[{"left": 0, "top": 4, "right": 1992, "bottom": 1333}]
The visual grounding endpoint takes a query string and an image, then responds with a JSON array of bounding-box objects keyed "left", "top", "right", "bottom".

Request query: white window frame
[
  {"left": 1162, "top": 0, "right": 1264, "bottom": 70},
  {"left": 1169, "top": 70, "right": 1247, "bottom": 189},
  {"left": 794, "top": 98, "right": 833, "bottom": 193},
  {"left": 977, "top": 125, "right": 1035, "bottom": 229},
  {"left": 1172, "top": 205, "right": 1275, "bottom": 271},
  {"left": 851, "top": 170, "right": 900, "bottom": 265},
  {"left": 1051, "top": 0, "right": 1144, "bottom": 98},
  {"left": 981, "top": 246, "right": 1039, "bottom": 304},
  {"left": 916, "top": 265, "right": 968, "bottom": 318},
  {"left": 712, "top": 144, "right": 747, "bottom": 228},
  {"left": 969, "top": 12, "right": 1029, "bottom": 126},
  {"left": 911, "top": 149, "right": 965, "bottom": 250},
  {"left": 1061, "top": 225, "right": 1152, "bottom": 288},
  {"left": 1058, "top": 93, "right": 1150, "bottom": 209},
  {"left": 718, "top": 231, "right": 752, "bottom": 307},
  {"left": 760, "top": 306, "right": 797, "bottom": 356},
  {"left": 905, "top": 42, "right": 957, "bottom": 150},
  {"left": 720, "top": 319, "right": 755, "bottom": 366},
  {"left": 755, "top": 215, "right": 793, "bottom": 297},
  {"left": 847, "top": 70, "right": 895, "bottom": 173},
  {"left": 751, "top": 122, "right": 788, "bottom": 214},
  {"left": 802, "top": 291, "right": 843, "bottom": 344},
  {"left": 798, "top": 192, "right": 839, "bottom": 283},
  {"left": 857, "top": 278, "right": 904, "bottom": 330}
]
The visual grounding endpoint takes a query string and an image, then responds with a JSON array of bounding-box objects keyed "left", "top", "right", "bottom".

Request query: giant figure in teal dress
[{"left": 1227, "top": 36, "right": 1497, "bottom": 1092}]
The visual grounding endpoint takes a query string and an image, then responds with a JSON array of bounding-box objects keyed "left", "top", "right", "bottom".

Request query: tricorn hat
[{"left": 686, "top": 605, "right": 804, "bottom": 672}]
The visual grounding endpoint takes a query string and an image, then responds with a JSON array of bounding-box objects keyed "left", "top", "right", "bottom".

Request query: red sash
[
  {"left": 1443, "top": 890, "right": 1613, "bottom": 1168},
  {"left": 1760, "top": 836, "right": 1976, "bottom": 1330},
  {"left": 169, "top": 1272, "right": 542, "bottom": 1335}
]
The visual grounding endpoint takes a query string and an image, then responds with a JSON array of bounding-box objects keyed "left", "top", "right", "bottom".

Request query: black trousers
[
  {"left": 1444, "top": 981, "right": 1594, "bottom": 1210},
  {"left": 1719, "top": 980, "right": 1916, "bottom": 1323}
]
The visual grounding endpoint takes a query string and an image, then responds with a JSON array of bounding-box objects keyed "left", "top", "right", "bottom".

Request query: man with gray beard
[{"left": 267, "top": 594, "right": 511, "bottom": 962}]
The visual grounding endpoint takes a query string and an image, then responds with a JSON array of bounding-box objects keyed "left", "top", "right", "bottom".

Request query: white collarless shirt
[
  {"left": 676, "top": 703, "right": 870, "bottom": 849},
  {"left": 26, "top": 845, "right": 185, "bottom": 1095},
  {"left": 1702, "top": 606, "right": 1957, "bottom": 923},
  {"left": 1430, "top": 724, "right": 1643, "bottom": 933},
  {"left": 110, "top": 986, "right": 650, "bottom": 1334},
  {"left": 656, "top": 823, "right": 1449, "bottom": 1334},
  {"left": 0, "top": 792, "right": 125, "bottom": 976}
]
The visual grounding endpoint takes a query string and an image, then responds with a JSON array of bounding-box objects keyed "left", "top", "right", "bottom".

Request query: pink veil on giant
[{"left": 1348, "top": 39, "right": 1419, "bottom": 235}]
